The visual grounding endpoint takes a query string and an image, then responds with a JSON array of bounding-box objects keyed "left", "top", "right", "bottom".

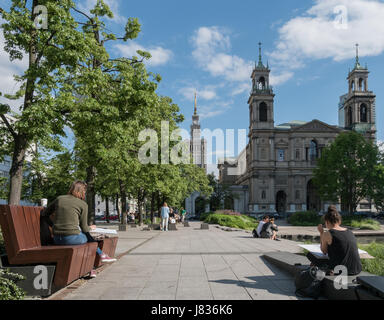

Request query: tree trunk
[
  {"left": 86, "top": 166, "right": 96, "bottom": 225},
  {"left": 105, "top": 196, "right": 110, "bottom": 223},
  {"left": 8, "top": 2, "right": 39, "bottom": 205},
  {"left": 119, "top": 180, "right": 127, "bottom": 225},
  {"left": 151, "top": 192, "right": 155, "bottom": 224},
  {"left": 115, "top": 194, "right": 120, "bottom": 222},
  {"left": 8, "top": 135, "right": 28, "bottom": 205}
]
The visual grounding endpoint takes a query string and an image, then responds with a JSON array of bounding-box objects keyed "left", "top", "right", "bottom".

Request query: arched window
[
  {"left": 358, "top": 78, "right": 364, "bottom": 91},
  {"left": 261, "top": 190, "right": 266, "bottom": 200},
  {"left": 258, "top": 77, "right": 266, "bottom": 90},
  {"left": 259, "top": 102, "right": 268, "bottom": 122},
  {"left": 350, "top": 81, "right": 355, "bottom": 92},
  {"left": 360, "top": 104, "right": 368, "bottom": 123},
  {"left": 309, "top": 140, "right": 318, "bottom": 161}
]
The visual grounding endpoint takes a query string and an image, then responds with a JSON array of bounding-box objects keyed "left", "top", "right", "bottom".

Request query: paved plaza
[{"left": 50, "top": 222, "right": 311, "bottom": 300}]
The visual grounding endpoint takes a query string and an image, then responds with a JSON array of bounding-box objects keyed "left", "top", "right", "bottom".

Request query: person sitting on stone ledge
[{"left": 307, "top": 205, "right": 362, "bottom": 276}]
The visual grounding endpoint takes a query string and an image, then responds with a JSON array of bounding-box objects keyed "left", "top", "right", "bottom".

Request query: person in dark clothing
[{"left": 308, "top": 205, "right": 362, "bottom": 276}]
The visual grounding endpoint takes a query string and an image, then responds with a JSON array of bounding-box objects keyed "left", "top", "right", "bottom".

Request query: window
[
  {"left": 277, "top": 149, "right": 285, "bottom": 162},
  {"left": 259, "top": 102, "right": 268, "bottom": 122},
  {"left": 0, "top": 171, "right": 8, "bottom": 177},
  {"left": 309, "top": 140, "right": 318, "bottom": 161},
  {"left": 295, "top": 149, "right": 300, "bottom": 160},
  {"left": 360, "top": 104, "right": 368, "bottom": 123},
  {"left": 261, "top": 190, "right": 266, "bottom": 200}
]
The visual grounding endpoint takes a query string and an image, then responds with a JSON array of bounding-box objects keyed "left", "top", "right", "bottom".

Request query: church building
[{"left": 219, "top": 44, "right": 377, "bottom": 215}]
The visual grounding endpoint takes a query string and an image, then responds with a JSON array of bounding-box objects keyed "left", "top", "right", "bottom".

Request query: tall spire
[
  {"left": 256, "top": 42, "right": 266, "bottom": 69},
  {"left": 194, "top": 91, "right": 197, "bottom": 115},
  {"left": 353, "top": 43, "right": 363, "bottom": 70}
]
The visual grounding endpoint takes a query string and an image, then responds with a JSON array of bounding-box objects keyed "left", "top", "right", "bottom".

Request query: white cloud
[
  {"left": 179, "top": 86, "right": 217, "bottom": 101},
  {"left": 191, "top": 26, "right": 253, "bottom": 82},
  {"left": 231, "top": 83, "right": 251, "bottom": 96},
  {"left": 78, "top": 0, "right": 126, "bottom": 24},
  {"left": 269, "top": 0, "right": 384, "bottom": 83},
  {"left": 198, "top": 100, "right": 233, "bottom": 120},
  {"left": 115, "top": 42, "right": 173, "bottom": 67},
  {"left": 0, "top": 31, "right": 28, "bottom": 113}
]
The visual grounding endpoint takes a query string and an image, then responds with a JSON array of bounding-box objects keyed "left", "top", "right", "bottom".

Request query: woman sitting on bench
[
  {"left": 308, "top": 205, "right": 362, "bottom": 276},
  {"left": 42, "top": 180, "right": 117, "bottom": 277}
]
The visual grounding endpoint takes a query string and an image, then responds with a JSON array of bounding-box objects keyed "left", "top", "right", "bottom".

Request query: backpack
[
  {"left": 294, "top": 267, "right": 323, "bottom": 299},
  {"left": 252, "top": 229, "right": 259, "bottom": 238}
]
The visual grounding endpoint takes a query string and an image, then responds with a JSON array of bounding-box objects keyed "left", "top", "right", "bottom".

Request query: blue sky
[
  {"left": 1, "top": 0, "right": 384, "bottom": 174},
  {"left": 87, "top": 0, "right": 384, "bottom": 139}
]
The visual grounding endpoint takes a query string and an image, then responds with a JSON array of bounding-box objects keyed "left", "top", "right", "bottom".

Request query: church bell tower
[
  {"left": 248, "top": 42, "right": 275, "bottom": 131},
  {"left": 341, "top": 44, "right": 376, "bottom": 142}
]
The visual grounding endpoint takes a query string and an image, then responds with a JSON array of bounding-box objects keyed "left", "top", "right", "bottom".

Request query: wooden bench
[{"left": 0, "top": 205, "right": 98, "bottom": 291}]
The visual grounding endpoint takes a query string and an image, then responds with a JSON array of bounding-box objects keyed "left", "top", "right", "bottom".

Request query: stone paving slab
[{"left": 59, "top": 221, "right": 306, "bottom": 300}]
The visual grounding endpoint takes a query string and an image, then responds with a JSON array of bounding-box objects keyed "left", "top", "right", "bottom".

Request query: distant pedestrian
[
  {"left": 161, "top": 202, "right": 170, "bottom": 231},
  {"left": 181, "top": 208, "right": 186, "bottom": 223}
]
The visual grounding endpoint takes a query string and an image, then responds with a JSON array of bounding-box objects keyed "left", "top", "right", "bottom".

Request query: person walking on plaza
[
  {"left": 161, "top": 202, "right": 170, "bottom": 231},
  {"left": 181, "top": 208, "right": 186, "bottom": 223}
]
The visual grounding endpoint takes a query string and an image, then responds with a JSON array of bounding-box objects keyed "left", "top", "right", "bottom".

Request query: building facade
[{"left": 219, "top": 44, "right": 377, "bottom": 214}]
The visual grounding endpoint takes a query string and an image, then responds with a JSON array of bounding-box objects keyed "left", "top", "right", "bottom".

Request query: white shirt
[{"left": 257, "top": 221, "right": 266, "bottom": 237}]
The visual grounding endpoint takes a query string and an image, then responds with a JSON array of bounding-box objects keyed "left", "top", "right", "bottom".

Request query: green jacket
[{"left": 42, "top": 194, "right": 90, "bottom": 236}]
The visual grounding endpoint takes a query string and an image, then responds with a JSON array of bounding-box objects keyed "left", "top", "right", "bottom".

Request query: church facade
[{"left": 219, "top": 44, "right": 377, "bottom": 214}]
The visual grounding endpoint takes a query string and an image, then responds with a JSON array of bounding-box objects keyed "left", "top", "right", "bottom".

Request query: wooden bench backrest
[{"left": 0, "top": 205, "right": 43, "bottom": 260}]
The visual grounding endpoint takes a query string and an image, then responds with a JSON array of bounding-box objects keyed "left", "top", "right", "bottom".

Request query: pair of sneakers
[{"left": 89, "top": 254, "right": 117, "bottom": 278}]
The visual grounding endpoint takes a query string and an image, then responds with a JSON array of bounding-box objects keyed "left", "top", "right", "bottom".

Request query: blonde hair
[{"left": 68, "top": 180, "right": 87, "bottom": 200}]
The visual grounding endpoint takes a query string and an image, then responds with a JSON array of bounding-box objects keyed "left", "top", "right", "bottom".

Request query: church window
[
  {"left": 360, "top": 104, "right": 368, "bottom": 123},
  {"left": 259, "top": 102, "right": 268, "bottom": 122},
  {"left": 277, "top": 149, "right": 285, "bottom": 162},
  {"left": 350, "top": 81, "right": 355, "bottom": 92},
  {"left": 258, "top": 77, "right": 266, "bottom": 90},
  {"left": 309, "top": 140, "right": 318, "bottom": 161},
  {"left": 295, "top": 149, "right": 300, "bottom": 160},
  {"left": 358, "top": 78, "right": 364, "bottom": 91}
]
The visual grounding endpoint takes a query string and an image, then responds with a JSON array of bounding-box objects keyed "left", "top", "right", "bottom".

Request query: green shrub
[
  {"left": 0, "top": 269, "right": 25, "bottom": 300},
  {"left": 199, "top": 212, "right": 214, "bottom": 221},
  {"left": 288, "top": 211, "right": 321, "bottom": 226},
  {"left": 143, "top": 218, "right": 151, "bottom": 225},
  {"left": 342, "top": 216, "right": 381, "bottom": 230},
  {"left": 203, "top": 214, "right": 258, "bottom": 231},
  {"left": 359, "top": 242, "right": 384, "bottom": 276}
]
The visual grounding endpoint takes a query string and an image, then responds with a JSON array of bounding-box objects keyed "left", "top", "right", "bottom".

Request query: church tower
[
  {"left": 190, "top": 93, "right": 207, "bottom": 172},
  {"left": 248, "top": 42, "right": 275, "bottom": 131},
  {"left": 340, "top": 44, "right": 376, "bottom": 142}
]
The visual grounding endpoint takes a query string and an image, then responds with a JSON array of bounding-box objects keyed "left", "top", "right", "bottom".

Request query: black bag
[
  {"left": 252, "top": 229, "right": 259, "bottom": 238},
  {"left": 294, "top": 267, "right": 323, "bottom": 299}
]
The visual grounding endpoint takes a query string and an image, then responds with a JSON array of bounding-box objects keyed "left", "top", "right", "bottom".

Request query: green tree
[
  {"left": 313, "top": 131, "right": 379, "bottom": 214},
  {"left": 0, "top": 0, "right": 92, "bottom": 205}
]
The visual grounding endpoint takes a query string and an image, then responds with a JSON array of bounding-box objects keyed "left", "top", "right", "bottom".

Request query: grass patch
[
  {"left": 342, "top": 216, "right": 381, "bottom": 231},
  {"left": 203, "top": 213, "right": 258, "bottom": 231},
  {"left": 288, "top": 211, "right": 321, "bottom": 226},
  {"left": 358, "top": 242, "right": 384, "bottom": 276}
]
